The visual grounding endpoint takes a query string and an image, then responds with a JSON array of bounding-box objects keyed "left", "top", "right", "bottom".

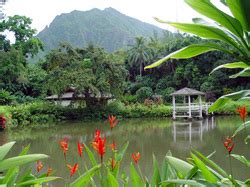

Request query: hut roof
[
  {"left": 171, "top": 87, "right": 205, "bottom": 96},
  {"left": 46, "top": 92, "right": 113, "bottom": 100}
]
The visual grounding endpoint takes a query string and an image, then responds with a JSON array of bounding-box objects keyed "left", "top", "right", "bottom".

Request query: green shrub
[
  {"left": 136, "top": 87, "right": 153, "bottom": 102},
  {"left": 162, "top": 87, "right": 175, "bottom": 103},
  {"left": 121, "top": 94, "right": 137, "bottom": 104},
  {"left": 106, "top": 100, "right": 126, "bottom": 115},
  {"left": 0, "top": 90, "right": 15, "bottom": 105}
]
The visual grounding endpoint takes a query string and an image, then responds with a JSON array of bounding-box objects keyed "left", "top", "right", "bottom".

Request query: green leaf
[
  {"left": 233, "top": 121, "right": 250, "bottom": 137},
  {"left": 227, "top": 0, "right": 250, "bottom": 31},
  {"left": 162, "top": 151, "right": 176, "bottom": 180},
  {"left": 116, "top": 141, "right": 129, "bottom": 162},
  {"left": 185, "top": 0, "right": 243, "bottom": 38},
  {"left": 0, "top": 142, "right": 15, "bottom": 161},
  {"left": 16, "top": 177, "right": 60, "bottom": 186},
  {"left": 230, "top": 68, "right": 250, "bottom": 78},
  {"left": 145, "top": 43, "right": 230, "bottom": 69},
  {"left": 190, "top": 153, "right": 218, "bottom": 183},
  {"left": 154, "top": 18, "right": 242, "bottom": 52},
  {"left": 130, "top": 163, "right": 143, "bottom": 187},
  {"left": 0, "top": 154, "right": 48, "bottom": 172},
  {"left": 245, "top": 135, "right": 250, "bottom": 144},
  {"left": 210, "top": 61, "right": 250, "bottom": 74},
  {"left": 107, "top": 171, "right": 119, "bottom": 187},
  {"left": 84, "top": 144, "right": 98, "bottom": 167},
  {"left": 231, "top": 154, "right": 250, "bottom": 167},
  {"left": 70, "top": 164, "right": 101, "bottom": 187},
  {"left": 193, "top": 150, "right": 228, "bottom": 178},
  {"left": 209, "top": 90, "right": 250, "bottom": 112},
  {"left": 161, "top": 179, "right": 205, "bottom": 186},
  {"left": 165, "top": 156, "right": 193, "bottom": 178},
  {"left": 151, "top": 154, "right": 161, "bottom": 187}
]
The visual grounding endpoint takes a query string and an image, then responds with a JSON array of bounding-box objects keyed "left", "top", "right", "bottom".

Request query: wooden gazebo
[{"left": 171, "top": 87, "right": 211, "bottom": 120}]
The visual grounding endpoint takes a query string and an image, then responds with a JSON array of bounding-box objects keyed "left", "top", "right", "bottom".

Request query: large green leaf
[
  {"left": 230, "top": 68, "right": 250, "bottom": 78},
  {"left": 130, "top": 163, "right": 143, "bottom": 187},
  {"left": 231, "top": 154, "right": 250, "bottom": 167},
  {"left": 16, "top": 177, "right": 60, "bottom": 186},
  {"left": 116, "top": 141, "right": 129, "bottom": 162},
  {"left": 0, "top": 142, "right": 15, "bottom": 161},
  {"left": 232, "top": 121, "right": 250, "bottom": 137},
  {"left": 155, "top": 18, "right": 243, "bottom": 52},
  {"left": 84, "top": 144, "right": 98, "bottom": 167},
  {"left": 107, "top": 171, "right": 119, "bottom": 187},
  {"left": 161, "top": 179, "right": 205, "bottom": 186},
  {"left": 209, "top": 90, "right": 250, "bottom": 112},
  {"left": 0, "top": 154, "right": 48, "bottom": 172},
  {"left": 191, "top": 153, "right": 218, "bottom": 183},
  {"left": 145, "top": 43, "right": 231, "bottom": 69},
  {"left": 227, "top": 0, "right": 250, "bottom": 31},
  {"left": 210, "top": 61, "right": 250, "bottom": 74},
  {"left": 151, "top": 154, "right": 161, "bottom": 187},
  {"left": 185, "top": 0, "right": 243, "bottom": 38},
  {"left": 162, "top": 151, "right": 176, "bottom": 180},
  {"left": 193, "top": 151, "right": 228, "bottom": 178},
  {"left": 165, "top": 156, "right": 193, "bottom": 178},
  {"left": 70, "top": 165, "right": 101, "bottom": 187}
]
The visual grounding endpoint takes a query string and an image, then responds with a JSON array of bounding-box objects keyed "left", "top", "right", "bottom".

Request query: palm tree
[{"left": 128, "top": 37, "right": 151, "bottom": 77}]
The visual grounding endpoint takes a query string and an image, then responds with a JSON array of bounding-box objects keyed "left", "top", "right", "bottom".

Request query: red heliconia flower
[
  {"left": 67, "top": 163, "right": 79, "bottom": 177},
  {"left": 77, "top": 142, "right": 85, "bottom": 157},
  {"left": 109, "top": 141, "right": 117, "bottom": 151},
  {"left": 0, "top": 115, "right": 6, "bottom": 129},
  {"left": 46, "top": 167, "right": 53, "bottom": 177},
  {"left": 110, "top": 158, "right": 116, "bottom": 170},
  {"left": 59, "top": 138, "right": 69, "bottom": 157},
  {"left": 236, "top": 106, "right": 247, "bottom": 122},
  {"left": 36, "top": 160, "right": 43, "bottom": 173},
  {"left": 132, "top": 152, "right": 141, "bottom": 164},
  {"left": 94, "top": 129, "right": 101, "bottom": 142},
  {"left": 108, "top": 115, "right": 118, "bottom": 130},
  {"left": 92, "top": 136, "right": 106, "bottom": 162},
  {"left": 223, "top": 137, "right": 235, "bottom": 154}
]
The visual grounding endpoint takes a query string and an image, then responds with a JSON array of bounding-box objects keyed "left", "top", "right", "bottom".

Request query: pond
[{"left": 1, "top": 116, "right": 250, "bottom": 186}]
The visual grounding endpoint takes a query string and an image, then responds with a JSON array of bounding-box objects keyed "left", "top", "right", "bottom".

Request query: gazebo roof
[{"left": 171, "top": 87, "right": 205, "bottom": 96}]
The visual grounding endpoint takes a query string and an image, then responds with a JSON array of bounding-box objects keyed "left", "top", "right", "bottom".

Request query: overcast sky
[{"left": 4, "top": 0, "right": 226, "bottom": 33}]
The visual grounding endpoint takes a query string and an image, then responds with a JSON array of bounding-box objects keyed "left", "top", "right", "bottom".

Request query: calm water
[{"left": 1, "top": 116, "right": 250, "bottom": 186}]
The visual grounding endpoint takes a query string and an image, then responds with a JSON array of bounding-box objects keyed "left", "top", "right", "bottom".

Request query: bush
[
  {"left": 136, "top": 87, "right": 153, "bottom": 102},
  {"left": 121, "top": 94, "right": 137, "bottom": 104},
  {"left": 0, "top": 89, "right": 15, "bottom": 105},
  {"left": 106, "top": 100, "right": 126, "bottom": 114},
  {"left": 162, "top": 87, "right": 175, "bottom": 103}
]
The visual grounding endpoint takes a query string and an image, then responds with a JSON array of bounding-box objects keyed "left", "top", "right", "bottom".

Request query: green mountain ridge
[{"left": 37, "top": 7, "right": 165, "bottom": 52}]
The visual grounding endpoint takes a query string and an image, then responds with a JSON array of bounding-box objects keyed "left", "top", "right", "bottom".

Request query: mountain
[{"left": 37, "top": 7, "right": 165, "bottom": 52}]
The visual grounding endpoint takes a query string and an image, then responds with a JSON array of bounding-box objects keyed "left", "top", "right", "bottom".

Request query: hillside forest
[{"left": 0, "top": 14, "right": 250, "bottom": 124}]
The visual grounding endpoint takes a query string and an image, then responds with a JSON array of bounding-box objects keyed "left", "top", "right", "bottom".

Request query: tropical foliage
[
  {"left": 0, "top": 141, "right": 59, "bottom": 186},
  {"left": 145, "top": 0, "right": 250, "bottom": 112}
]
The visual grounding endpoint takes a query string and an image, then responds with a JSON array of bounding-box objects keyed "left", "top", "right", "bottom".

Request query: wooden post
[
  {"left": 172, "top": 96, "right": 176, "bottom": 120},
  {"left": 189, "top": 122, "right": 192, "bottom": 143},
  {"left": 173, "top": 122, "right": 176, "bottom": 142},
  {"left": 198, "top": 95, "right": 203, "bottom": 118},
  {"left": 188, "top": 95, "right": 191, "bottom": 119},
  {"left": 205, "top": 103, "right": 209, "bottom": 115}
]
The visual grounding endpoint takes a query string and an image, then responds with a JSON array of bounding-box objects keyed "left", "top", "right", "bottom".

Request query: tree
[
  {"left": 0, "top": 15, "right": 43, "bottom": 96},
  {"left": 128, "top": 37, "right": 151, "bottom": 77},
  {"left": 44, "top": 43, "right": 127, "bottom": 108},
  {"left": 0, "top": 15, "right": 43, "bottom": 57},
  {"left": 145, "top": 0, "right": 250, "bottom": 111}
]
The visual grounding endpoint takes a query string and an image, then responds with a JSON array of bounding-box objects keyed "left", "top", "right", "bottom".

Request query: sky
[{"left": 3, "top": 0, "right": 226, "bottom": 34}]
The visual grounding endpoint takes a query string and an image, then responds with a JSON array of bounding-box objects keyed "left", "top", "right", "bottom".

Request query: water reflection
[{"left": 172, "top": 117, "right": 216, "bottom": 143}]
